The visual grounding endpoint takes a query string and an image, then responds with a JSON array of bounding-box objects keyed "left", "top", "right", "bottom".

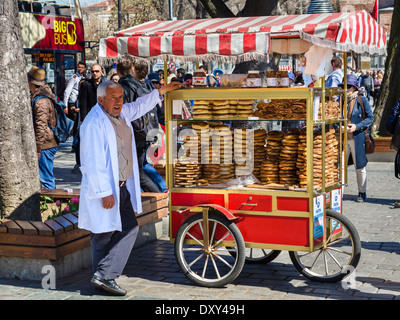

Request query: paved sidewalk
[
  {"left": 53, "top": 139, "right": 82, "bottom": 190},
  {"left": 0, "top": 140, "right": 399, "bottom": 301}
]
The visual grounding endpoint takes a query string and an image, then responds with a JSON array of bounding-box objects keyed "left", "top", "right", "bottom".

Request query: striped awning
[{"left": 99, "top": 10, "right": 387, "bottom": 63}]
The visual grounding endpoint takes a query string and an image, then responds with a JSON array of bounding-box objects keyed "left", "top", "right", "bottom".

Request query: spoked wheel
[
  {"left": 174, "top": 211, "right": 245, "bottom": 287},
  {"left": 227, "top": 247, "right": 282, "bottom": 264},
  {"left": 289, "top": 209, "right": 361, "bottom": 283}
]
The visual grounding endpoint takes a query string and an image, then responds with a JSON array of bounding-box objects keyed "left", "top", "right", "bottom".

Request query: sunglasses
[{"left": 91, "top": 70, "right": 101, "bottom": 73}]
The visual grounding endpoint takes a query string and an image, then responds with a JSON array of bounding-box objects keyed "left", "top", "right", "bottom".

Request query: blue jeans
[
  {"left": 143, "top": 161, "right": 167, "bottom": 193},
  {"left": 38, "top": 146, "right": 58, "bottom": 189}
]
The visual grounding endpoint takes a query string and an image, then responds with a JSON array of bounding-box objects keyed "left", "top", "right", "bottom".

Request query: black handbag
[
  {"left": 395, "top": 150, "right": 400, "bottom": 179},
  {"left": 390, "top": 115, "right": 400, "bottom": 152},
  {"left": 357, "top": 96, "right": 376, "bottom": 154}
]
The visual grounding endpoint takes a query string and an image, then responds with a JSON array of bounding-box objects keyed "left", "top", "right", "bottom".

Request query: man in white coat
[{"left": 78, "top": 79, "right": 182, "bottom": 295}]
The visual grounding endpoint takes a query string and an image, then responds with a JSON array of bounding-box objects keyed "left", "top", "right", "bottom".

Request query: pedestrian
[
  {"left": 73, "top": 64, "right": 105, "bottom": 173},
  {"left": 63, "top": 61, "right": 86, "bottom": 144},
  {"left": 325, "top": 56, "right": 344, "bottom": 88},
  {"left": 213, "top": 68, "right": 223, "bottom": 87},
  {"left": 147, "top": 72, "right": 165, "bottom": 125},
  {"left": 373, "top": 73, "right": 383, "bottom": 107},
  {"left": 157, "top": 69, "right": 165, "bottom": 86},
  {"left": 108, "top": 69, "right": 120, "bottom": 83},
  {"left": 184, "top": 73, "right": 193, "bottom": 88},
  {"left": 28, "top": 66, "right": 59, "bottom": 189},
  {"left": 118, "top": 57, "right": 162, "bottom": 192},
  {"left": 176, "top": 68, "right": 185, "bottom": 83},
  {"left": 166, "top": 68, "right": 176, "bottom": 84},
  {"left": 360, "top": 70, "right": 374, "bottom": 102},
  {"left": 355, "top": 69, "right": 362, "bottom": 79},
  {"left": 78, "top": 79, "right": 182, "bottom": 295},
  {"left": 340, "top": 74, "right": 374, "bottom": 203},
  {"left": 145, "top": 72, "right": 168, "bottom": 193},
  {"left": 294, "top": 71, "right": 305, "bottom": 86}
]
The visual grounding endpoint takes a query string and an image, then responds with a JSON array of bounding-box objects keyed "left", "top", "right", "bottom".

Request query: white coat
[{"left": 78, "top": 90, "right": 162, "bottom": 234}]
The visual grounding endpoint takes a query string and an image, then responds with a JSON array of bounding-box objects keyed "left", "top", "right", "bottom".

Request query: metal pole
[
  {"left": 118, "top": 0, "right": 122, "bottom": 30},
  {"left": 169, "top": 0, "right": 173, "bottom": 21},
  {"left": 377, "top": 0, "right": 380, "bottom": 24}
]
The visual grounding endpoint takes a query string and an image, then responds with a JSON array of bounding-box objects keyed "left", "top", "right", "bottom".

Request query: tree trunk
[
  {"left": 0, "top": 0, "right": 41, "bottom": 221},
  {"left": 239, "top": 0, "right": 279, "bottom": 16},
  {"left": 372, "top": 0, "right": 400, "bottom": 137},
  {"left": 198, "top": 0, "right": 235, "bottom": 17}
]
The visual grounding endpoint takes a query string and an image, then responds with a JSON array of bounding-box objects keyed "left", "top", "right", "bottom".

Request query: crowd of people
[
  {"left": 288, "top": 60, "right": 384, "bottom": 111},
  {"left": 29, "top": 56, "right": 384, "bottom": 204},
  {"left": 31, "top": 57, "right": 213, "bottom": 193},
  {"left": 354, "top": 68, "right": 384, "bottom": 108}
]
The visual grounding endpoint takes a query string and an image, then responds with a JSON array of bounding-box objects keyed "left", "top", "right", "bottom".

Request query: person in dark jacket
[
  {"left": 79, "top": 64, "right": 105, "bottom": 122},
  {"left": 117, "top": 56, "right": 162, "bottom": 192},
  {"left": 340, "top": 74, "right": 374, "bottom": 203},
  {"left": 73, "top": 64, "right": 105, "bottom": 173},
  {"left": 359, "top": 70, "right": 374, "bottom": 102}
]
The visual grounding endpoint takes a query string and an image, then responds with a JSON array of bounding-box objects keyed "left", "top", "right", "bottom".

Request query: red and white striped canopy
[{"left": 99, "top": 10, "right": 387, "bottom": 63}]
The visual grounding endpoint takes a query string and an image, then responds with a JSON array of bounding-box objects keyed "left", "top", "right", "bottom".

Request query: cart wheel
[
  {"left": 174, "top": 211, "right": 245, "bottom": 287},
  {"left": 227, "top": 247, "right": 282, "bottom": 264},
  {"left": 289, "top": 209, "right": 361, "bottom": 283}
]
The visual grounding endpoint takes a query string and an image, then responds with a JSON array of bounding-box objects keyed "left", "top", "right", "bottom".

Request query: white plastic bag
[
  {"left": 226, "top": 174, "right": 260, "bottom": 188},
  {"left": 304, "top": 45, "right": 333, "bottom": 78}
]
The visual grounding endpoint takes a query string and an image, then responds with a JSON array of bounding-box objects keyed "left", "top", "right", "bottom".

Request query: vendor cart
[{"left": 100, "top": 10, "right": 387, "bottom": 287}]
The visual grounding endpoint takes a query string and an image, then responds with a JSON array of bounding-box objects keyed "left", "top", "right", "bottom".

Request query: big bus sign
[{"left": 19, "top": 12, "right": 84, "bottom": 51}]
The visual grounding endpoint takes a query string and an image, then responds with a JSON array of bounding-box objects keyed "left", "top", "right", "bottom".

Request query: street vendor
[{"left": 78, "top": 80, "right": 182, "bottom": 295}]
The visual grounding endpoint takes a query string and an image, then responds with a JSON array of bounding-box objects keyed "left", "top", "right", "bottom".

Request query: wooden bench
[
  {"left": 0, "top": 212, "right": 89, "bottom": 260},
  {"left": 40, "top": 188, "right": 80, "bottom": 199},
  {"left": 0, "top": 191, "right": 169, "bottom": 280},
  {"left": 367, "top": 137, "right": 396, "bottom": 162},
  {"left": 374, "top": 137, "right": 394, "bottom": 153}
]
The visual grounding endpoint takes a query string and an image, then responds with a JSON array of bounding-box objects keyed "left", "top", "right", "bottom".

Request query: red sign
[
  {"left": 21, "top": 13, "right": 84, "bottom": 51},
  {"left": 168, "top": 61, "right": 177, "bottom": 70},
  {"left": 279, "top": 65, "right": 292, "bottom": 71}
]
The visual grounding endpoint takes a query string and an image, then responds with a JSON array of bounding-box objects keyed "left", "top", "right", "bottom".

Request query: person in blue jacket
[{"left": 340, "top": 74, "right": 374, "bottom": 203}]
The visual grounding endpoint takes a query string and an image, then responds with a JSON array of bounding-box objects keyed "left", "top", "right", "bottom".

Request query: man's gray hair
[{"left": 97, "top": 80, "right": 122, "bottom": 98}]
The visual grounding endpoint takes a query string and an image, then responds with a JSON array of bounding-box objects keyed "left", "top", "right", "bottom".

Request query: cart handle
[{"left": 241, "top": 203, "right": 258, "bottom": 206}]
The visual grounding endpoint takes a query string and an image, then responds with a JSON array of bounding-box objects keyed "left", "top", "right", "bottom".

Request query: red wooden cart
[{"left": 100, "top": 10, "right": 387, "bottom": 287}]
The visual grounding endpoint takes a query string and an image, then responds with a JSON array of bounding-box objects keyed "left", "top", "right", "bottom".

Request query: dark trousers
[
  {"left": 68, "top": 102, "right": 79, "bottom": 137},
  {"left": 137, "top": 145, "right": 160, "bottom": 192},
  {"left": 90, "top": 186, "right": 139, "bottom": 280},
  {"left": 75, "top": 134, "right": 80, "bottom": 166}
]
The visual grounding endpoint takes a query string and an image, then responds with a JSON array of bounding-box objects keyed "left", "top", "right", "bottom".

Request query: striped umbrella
[{"left": 99, "top": 10, "right": 387, "bottom": 63}]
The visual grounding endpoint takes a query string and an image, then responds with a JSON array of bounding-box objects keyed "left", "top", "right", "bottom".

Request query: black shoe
[
  {"left": 356, "top": 192, "right": 366, "bottom": 203},
  {"left": 71, "top": 164, "right": 81, "bottom": 173},
  {"left": 91, "top": 275, "right": 127, "bottom": 296}
]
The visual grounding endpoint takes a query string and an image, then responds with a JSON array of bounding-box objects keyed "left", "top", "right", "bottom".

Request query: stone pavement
[{"left": 0, "top": 139, "right": 399, "bottom": 302}]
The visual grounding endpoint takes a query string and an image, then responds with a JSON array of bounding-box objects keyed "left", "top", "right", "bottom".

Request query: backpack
[
  {"left": 132, "top": 107, "right": 160, "bottom": 145},
  {"left": 32, "top": 96, "right": 74, "bottom": 144},
  {"left": 125, "top": 80, "right": 160, "bottom": 146}
]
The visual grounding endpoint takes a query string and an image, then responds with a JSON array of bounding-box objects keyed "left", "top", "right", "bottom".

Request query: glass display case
[{"left": 165, "top": 86, "right": 346, "bottom": 196}]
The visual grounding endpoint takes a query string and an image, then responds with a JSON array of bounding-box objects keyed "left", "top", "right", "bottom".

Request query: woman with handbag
[{"left": 340, "top": 74, "right": 374, "bottom": 203}]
